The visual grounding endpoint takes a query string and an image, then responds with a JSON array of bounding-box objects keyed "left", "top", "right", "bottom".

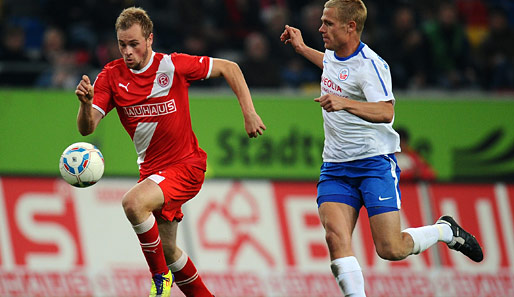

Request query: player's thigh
[
  {"left": 318, "top": 202, "right": 359, "bottom": 242},
  {"left": 317, "top": 177, "right": 361, "bottom": 241},
  {"left": 368, "top": 210, "right": 403, "bottom": 248},
  {"left": 124, "top": 178, "right": 165, "bottom": 211}
]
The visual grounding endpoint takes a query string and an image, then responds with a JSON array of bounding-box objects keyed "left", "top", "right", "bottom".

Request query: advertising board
[{"left": 0, "top": 177, "right": 512, "bottom": 296}]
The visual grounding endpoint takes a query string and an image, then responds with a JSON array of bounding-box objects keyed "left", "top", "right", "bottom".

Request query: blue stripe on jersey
[
  {"left": 333, "top": 42, "right": 365, "bottom": 61},
  {"left": 370, "top": 60, "right": 388, "bottom": 96},
  {"left": 360, "top": 50, "right": 388, "bottom": 97}
]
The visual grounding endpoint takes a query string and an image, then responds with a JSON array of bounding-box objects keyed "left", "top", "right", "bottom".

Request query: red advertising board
[{"left": 0, "top": 177, "right": 512, "bottom": 297}]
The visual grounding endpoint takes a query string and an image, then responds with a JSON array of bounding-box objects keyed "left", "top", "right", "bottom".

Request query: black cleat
[{"left": 436, "top": 215, "right": 484, "bottom": 262}]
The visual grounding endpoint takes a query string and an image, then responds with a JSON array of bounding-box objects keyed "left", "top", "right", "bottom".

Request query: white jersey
[{"left": 320, "top": 42, "right": 400, "bottom": 162}]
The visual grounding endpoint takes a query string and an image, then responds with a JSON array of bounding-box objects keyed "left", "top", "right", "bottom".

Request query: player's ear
[
  {"left": 348, "top": 21, "right": 356, "bottom": 33},
  {"left": 147, "top": 33, "right": 154, "bottom": 47}
]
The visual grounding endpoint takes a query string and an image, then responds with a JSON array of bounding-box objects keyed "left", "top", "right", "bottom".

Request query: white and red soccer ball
[{"left": 59, "top": 142, "right": 104, "bottom": 188}]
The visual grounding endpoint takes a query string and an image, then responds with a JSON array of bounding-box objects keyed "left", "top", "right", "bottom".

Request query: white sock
[
  {"left": 403, "top": 224, "right": 449, "bottom": 254},
  {"left": 330, "top": 256, "right": 366, "bottom": 297},
  {"left": 168, "top": 250, "right": 188, "bottom": 272},
  {"left": 435, "top": 222, "right": 454, "bottom": 243},
  {"left": 132, "top": 214, "right": 155, "bottom": 234}
]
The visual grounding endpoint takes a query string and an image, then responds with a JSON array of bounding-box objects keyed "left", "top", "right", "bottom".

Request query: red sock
[
  {"left": 133, "top": 215, "right": 168, "bottom": 275},
  {"left": 170, "top": 252, "right": 212, "bottom": 297}
]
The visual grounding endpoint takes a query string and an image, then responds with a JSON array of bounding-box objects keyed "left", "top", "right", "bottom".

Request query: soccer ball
[{"left": 59, "top": 142, "right": 104, "bottom": 188}]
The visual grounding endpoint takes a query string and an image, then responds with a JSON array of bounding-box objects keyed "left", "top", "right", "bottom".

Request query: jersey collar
[
  {"left": 130, "top": 51, "right": 156, "bottom": 74},
  {"left": 333, "top": 42, "right": 365, "bottom": 61}
]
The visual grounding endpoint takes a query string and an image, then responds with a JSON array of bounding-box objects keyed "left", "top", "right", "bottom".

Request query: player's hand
[
  {"left": 75, "top": 75, "right": 94, "bottom": 104},
  {"left": 244, "top": 112, "right": 267, "bottom": 138},
  {"left": 315, "top": 94, "right": 346, "bottom": 112},
  {"left": 280, "top": 25, "right": 305, "bottom": 53}
]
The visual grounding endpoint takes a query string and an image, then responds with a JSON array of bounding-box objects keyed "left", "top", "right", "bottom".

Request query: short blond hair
[
  {"left": 115, "top": 7, "right": 153, "bottom": 38},
  {"left": 324, "top": 0, "right": 367, "bottom": 34}
]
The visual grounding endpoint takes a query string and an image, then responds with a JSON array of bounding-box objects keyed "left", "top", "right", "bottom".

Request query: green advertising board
[{"left": 1, "top": 89, "right": 513, "bottom": 181}]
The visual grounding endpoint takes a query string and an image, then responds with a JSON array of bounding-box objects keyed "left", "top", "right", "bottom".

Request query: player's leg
[
  {"left": 318, "top": 167, "right": 367, "bottom": 297},
  {"left": 319, "top": 202, "right": 366, "bottom": 297},
  {"left": 122, "top": 179, "right": 172, "bottom": 297},
  {"left": 361, "top": 155, "right": 449, "bottom": 260},
  {"left": 319, "top": 202, "right": 359, "bottom": 259},
  {"left": 370, "top": 210, "right": 483, "bottom": 261},
  {"left": 153, "top": 163, "right": 213, "bottom": 296},
  {"left": 369, "top": 210, "right": 416, "bottom": 260},
  {"left": 157, "top": 218, "right": 213, "bottom": 297},
  {"left": 361, "top": 154, "right": 474, "bottom": 260}
]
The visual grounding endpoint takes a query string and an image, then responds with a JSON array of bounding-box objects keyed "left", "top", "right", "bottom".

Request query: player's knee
[
  {"left": 122, "top": 192, "right": 144, "bottom": 219},
  {"left": 324, "top": 230, "right": 338, "bottom": 248},
  {"left": 324, "top": 227, "right": 351, "bottom": 252},
  {"left": 375, "top": 242, "right": 405, "bottom": 261}
]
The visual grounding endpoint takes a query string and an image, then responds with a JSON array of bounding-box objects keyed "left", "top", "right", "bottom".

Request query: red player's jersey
[{"left": 92, "top": 52, "right": 211, "bottom": 178}]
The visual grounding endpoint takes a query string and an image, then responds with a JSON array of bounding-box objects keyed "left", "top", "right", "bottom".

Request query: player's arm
[
  {"left": 209, "top": 58, "right": 266, "bottom": 138},
  {"left": 75, "top": 75, "right": 103, "bottom": 136},
  {"left": 315, "top": 94, "right": 394, "bottom": 123},
  {"left": 280, "top": 25, "right": 324, "bottom": 69}
]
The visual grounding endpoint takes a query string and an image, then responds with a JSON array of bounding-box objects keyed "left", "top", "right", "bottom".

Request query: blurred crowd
[{"left": 1, "top": 0, "right": 513, "bottom": 92}]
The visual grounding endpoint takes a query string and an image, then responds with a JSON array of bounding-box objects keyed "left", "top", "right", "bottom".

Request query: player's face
[
  {"left": 319, "top": 7, "right": 349, "bottom": 52},
  {"left": 117, "top": 24, "right": 153, "bottom": 70}
]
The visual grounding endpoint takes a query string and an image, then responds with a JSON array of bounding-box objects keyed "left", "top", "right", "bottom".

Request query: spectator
[
  {"left": 181, "top": 30, "right": 219, "bottom": 88},
  {"left": 283, "top": 3, "right": 324, "bottom": 88},
  {"left": 378, "top": 5, "right": 429, "bottom": 90},
  {"left": 0, "top": 1, "right": 513, "bottom": 91},
  {"left": 3, "top": 0, "right": 46, "bottom": 57},
  {"left": 239, "top": 32, "right": 282, "bottom": 88},
  {"left": 262, "top": 5, "right": 293, "bottom": 61},
  {"left": 47, "top": 52, "right": 82, "bottom": 89},
  {"left": 395, "top": 127, "right": 437, "bottom": 182},
  {"left": 36, "top": 27, "right": 81, "bottom": 88},
  {"left": 487, "top": 0, "right": 514, "bottom": 26},
  {"left": 38, "top": 27, "right": 67, "bottom": 64},
  {"left": 0, "top": 27, "right": 29, "bottom": 61},
  {"left": 280, "top": 56, "right": 320, "bottom": 89},
  {"left": 258, "top": 5, "right": 319, "bottom": 89},
  {"left": 93, "top": 36, "right": 122, "bottom": 69},
  {"left": 208, "top": 0, "right": 265, "bottom": 51},
  {"left": 298, "top": 3, "right": 325, "bottom": 52},
  {"left": 456, "top": 0, "right": 489, "bottom": 34},
  {"left": 0, "top": 26, "right": 36, "bottom": 86},
  {"left": 477, "top": 7, "right": 514, "bottom": 91},
  {"left": 422, "top": 2, "right": 477, "bottom": 89},
  {"left": 359, "top": 0, "right": 383, "bottom": 47},
  {"left": 285, "top": 0, "right": 323, "bottom": 20}
]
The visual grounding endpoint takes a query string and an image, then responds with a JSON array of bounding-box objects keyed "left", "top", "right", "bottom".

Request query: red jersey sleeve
[
  {"left": 92, "top": 65, "right": 115, "bottom": 116},
  {"left": 171, "top": 53, "right": 211, "bottom": 82}
]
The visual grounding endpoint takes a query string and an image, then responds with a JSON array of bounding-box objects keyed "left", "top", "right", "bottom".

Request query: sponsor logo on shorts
[{"left": 378, "top": 195, "right": 393, "bottom": 201}]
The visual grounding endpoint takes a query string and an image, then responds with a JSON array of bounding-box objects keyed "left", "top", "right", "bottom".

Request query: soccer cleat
[
  {"left": 436, "top": 215, "right": 484, "bottom": 262},
  {"left": 149, "top": 270, "right": 174, "bottom": 297}
]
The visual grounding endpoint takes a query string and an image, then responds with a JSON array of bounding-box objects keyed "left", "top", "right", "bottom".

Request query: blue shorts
[{"left": 317, "top": 154, "right": 401, "bottom": 217}]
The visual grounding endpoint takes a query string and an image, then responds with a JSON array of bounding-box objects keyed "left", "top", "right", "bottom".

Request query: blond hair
[
  {"left": 324, "top": 0, "right": 367, "bottom": 34},
  {"left": 115, "top": 7, "right": 153, "bottom": 38}
]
